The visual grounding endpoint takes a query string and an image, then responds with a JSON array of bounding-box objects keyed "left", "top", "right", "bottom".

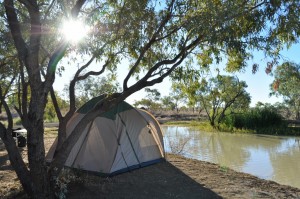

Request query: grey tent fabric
[{"left": 46, "top": 97, "right": 165, "bottom": 175}]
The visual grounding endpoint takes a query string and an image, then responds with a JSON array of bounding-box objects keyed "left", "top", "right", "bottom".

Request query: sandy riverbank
[{"left": 1, "top": 131, "right": 300, "bottom": 198}]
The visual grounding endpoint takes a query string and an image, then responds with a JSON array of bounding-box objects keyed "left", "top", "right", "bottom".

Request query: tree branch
[
  {"left": 68, "top": 56, "right": 96, "bottom": 113},
  {"left": 42, "top": 0, "right": 56, "bottom": 22},
  {"left": 18, "top": 0, "right": 42, "bottom": 80},
  {"left": 71, "top": 0, "right": 87, "bottom": 17},
  {"left": 4, "top": 0, "right": 28, "bottom": 62},
  {"left": 0, "top": 87, "right": 32, "bottom": 197},
  {"left": 145, "top": 36, "right": 200, "bottom": 81},
  {"left": 44, "top": 0, "right": 87, "bottom": 93},
  {"left": 50, "top": 87, "right": 63, "bottom": 121},
  {"left": 123, "top": 1, "right": 175, "bottom": 90}
]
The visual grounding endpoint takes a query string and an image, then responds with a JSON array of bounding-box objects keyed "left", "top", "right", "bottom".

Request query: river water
[{"left": 162, "top": 126, "right": 300, "bottom": 189}]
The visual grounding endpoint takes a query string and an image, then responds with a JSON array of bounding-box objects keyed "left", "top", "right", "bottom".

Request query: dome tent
[{"left": 46, "top": 96, "right": 165, "bottom": 175}]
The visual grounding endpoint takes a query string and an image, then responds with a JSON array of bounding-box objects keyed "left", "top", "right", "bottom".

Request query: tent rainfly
[{"left": 46, "top": 96, "right": 165, "bottom": 175}]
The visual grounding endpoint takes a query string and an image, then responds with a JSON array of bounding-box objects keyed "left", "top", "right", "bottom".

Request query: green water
[{"left": 163, "top": 126, "right": 300, "bottom": 189}]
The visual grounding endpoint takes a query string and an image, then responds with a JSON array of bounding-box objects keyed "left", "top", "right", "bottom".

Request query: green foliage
[
  {"left": 133, "top": 88, "right": 162, "bottom": 110},
  {"left": 169, "top": 83, "right": 187, "bottom": 111},
  {"left": 172, "top": 67, "right": 251, "bottom": 127},
  {"left": 145, "top": 88, "right": 161, "bottom": 102},
  {"left": 270, "top": 62, "right": 300, "bottom": 120},
  {"left": 164, "top": 121, "right": 192, "bottom": 126},
  {"left": 161, "top": 96, "right": 176, "bottom": 111},
  {"left": 222, "top": 105, "right": 288, "bottom": 134},
  {"left": 219, "top": 165, "right": 229, "bottom": 173},
  {"left": 73, "top": 76, "right": 120, "bottom": 108},
  {"left": 165, "top": 120, "right": 218, "bottom": 132},
  {"left": 191, "top": 121, "right": 217, "bottom": 132},
  {"left": 133, "top": 98, "right": 161, "bottom": 110},
  {"left": 199, "top": 75, "right": 251, "bottom": 127},
  {"left": 55, "top": 168, "right": 80, "bottom": 199},
  {"left": 170, "top": 69, "right": 203, "bottom": 111},
  {"left": 14, "top": 118, "right": 22, "bottom": 125},
  {"left": 44, "top": 103, "right": 57, "bottom": 122},
  {"left": 44, "top": 92, "right": 68, "bottom": 122},
  {"left": 2, "top": 0, "right": 300, "bottom": 197}
]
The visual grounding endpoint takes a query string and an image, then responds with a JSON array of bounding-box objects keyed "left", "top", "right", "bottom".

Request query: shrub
[{"left": 222, "top": 106, "right": 287, "bottom": 134}]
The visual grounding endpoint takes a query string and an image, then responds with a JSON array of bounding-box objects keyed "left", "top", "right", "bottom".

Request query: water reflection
[{"left": 163, "top": 126, "right": 300, "bottom": 189}]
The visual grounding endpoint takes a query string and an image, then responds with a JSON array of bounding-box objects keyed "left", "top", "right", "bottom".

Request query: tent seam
[
  {"left": 117, "top": 113, "right": 141, "bottom": 167},
  {"left": 71, "top": 121, "right": 94, "bottom": 168},
  {"left": 110, "top": 119, "right": 130, "bottom": 173},
  {"left": 134, "top": 109, "right": 165, "bottom": 158}
]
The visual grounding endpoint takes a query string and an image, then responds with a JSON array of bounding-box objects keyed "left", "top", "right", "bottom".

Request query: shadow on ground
[{"left": 67, "top": 161, "right": 222, "bottom": 199}]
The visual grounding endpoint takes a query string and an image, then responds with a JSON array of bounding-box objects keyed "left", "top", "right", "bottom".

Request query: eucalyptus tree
[
  {"left": 73, "top": 75, "right": 120, "bottom": 108},
  {"left": 198, "top": 75, "right": 251, "bottom": 127},
  {"left": 171, "top": 68, "right": 203, "bottom": 113},
  {"left": 0, "top": 0, "right": 300, "bottom": 198},
  {"left": 133, "top": 98, "right": 161, "bottom": 110},
  {"left": 0, "top": 15, "right": 19, "bottom": 113},
  {"left": 145, "top": 88, "right": 161, "bottom": 102},
  {"left": 161, "top": 96, "right": 176, "bottom": 111},
  {"left": 133, "top": 88, "right": 161, "bottom": 110},
  {"left": 169, "top": 83, "right": 186, "bottom": 112},
  {"left": 270, "top": 62, "right": 300, "bottom": 120}
]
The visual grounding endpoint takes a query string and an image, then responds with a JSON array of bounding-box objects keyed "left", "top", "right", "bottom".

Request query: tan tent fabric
[{"left": 46, "top": 97, "right": 165, "bottom": 175}]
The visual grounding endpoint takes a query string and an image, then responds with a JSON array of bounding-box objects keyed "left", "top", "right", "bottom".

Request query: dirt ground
[{"left": 1, "top": 132, "right": 300, "bottom": 199}]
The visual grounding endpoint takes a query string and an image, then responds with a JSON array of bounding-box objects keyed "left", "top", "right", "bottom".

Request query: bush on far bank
[{"left": 221, "top": 106, "right": 300, "bottom": 136}]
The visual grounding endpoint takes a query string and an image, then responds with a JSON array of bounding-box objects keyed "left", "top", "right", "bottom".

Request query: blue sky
[
  {"left": 237, "top": 44, "right": 300, "bottom": 106},
  {"left": 54, "top": 43, "right": 300, "bottom": 107},
  {"left": 124, "top": 43, "right": 300, "bottom": 107}
]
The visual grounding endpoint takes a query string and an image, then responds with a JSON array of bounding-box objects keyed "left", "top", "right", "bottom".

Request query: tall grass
[{"left": 222, "top": 107, "right": 295, "bottom": 135}]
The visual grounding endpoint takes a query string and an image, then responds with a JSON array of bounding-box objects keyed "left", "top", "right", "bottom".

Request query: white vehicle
[{"left": 12, "top": 128, "right": 27, "bottom": 147}]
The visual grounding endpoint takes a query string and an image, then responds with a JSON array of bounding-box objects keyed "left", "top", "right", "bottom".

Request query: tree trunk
[
  {"left": 0, "top": 124, "right": 34, "bottom": 198},
  {"left": 23, "top": 89, "right": 53, "bottom": 198},
  {"left": 210, "top": 120, "right": 215, "bottom": 128},
  {"left": 25, "top": 116, "right": 52, "bottom": 198},
  {"left": 217, "top": 111, "right": 225, "bottom": 125},
  {"left": 57, "top": 119, "right": 67, "bottom": 150}
]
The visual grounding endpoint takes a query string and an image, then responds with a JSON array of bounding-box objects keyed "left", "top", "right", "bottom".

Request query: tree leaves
[{"left": 270, "top": 62, "right": 300, "bottom": 119}]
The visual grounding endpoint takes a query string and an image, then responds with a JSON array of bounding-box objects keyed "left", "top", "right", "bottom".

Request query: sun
[{"left": 60, "top": 19, "right": 90, "bottom": 43}]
